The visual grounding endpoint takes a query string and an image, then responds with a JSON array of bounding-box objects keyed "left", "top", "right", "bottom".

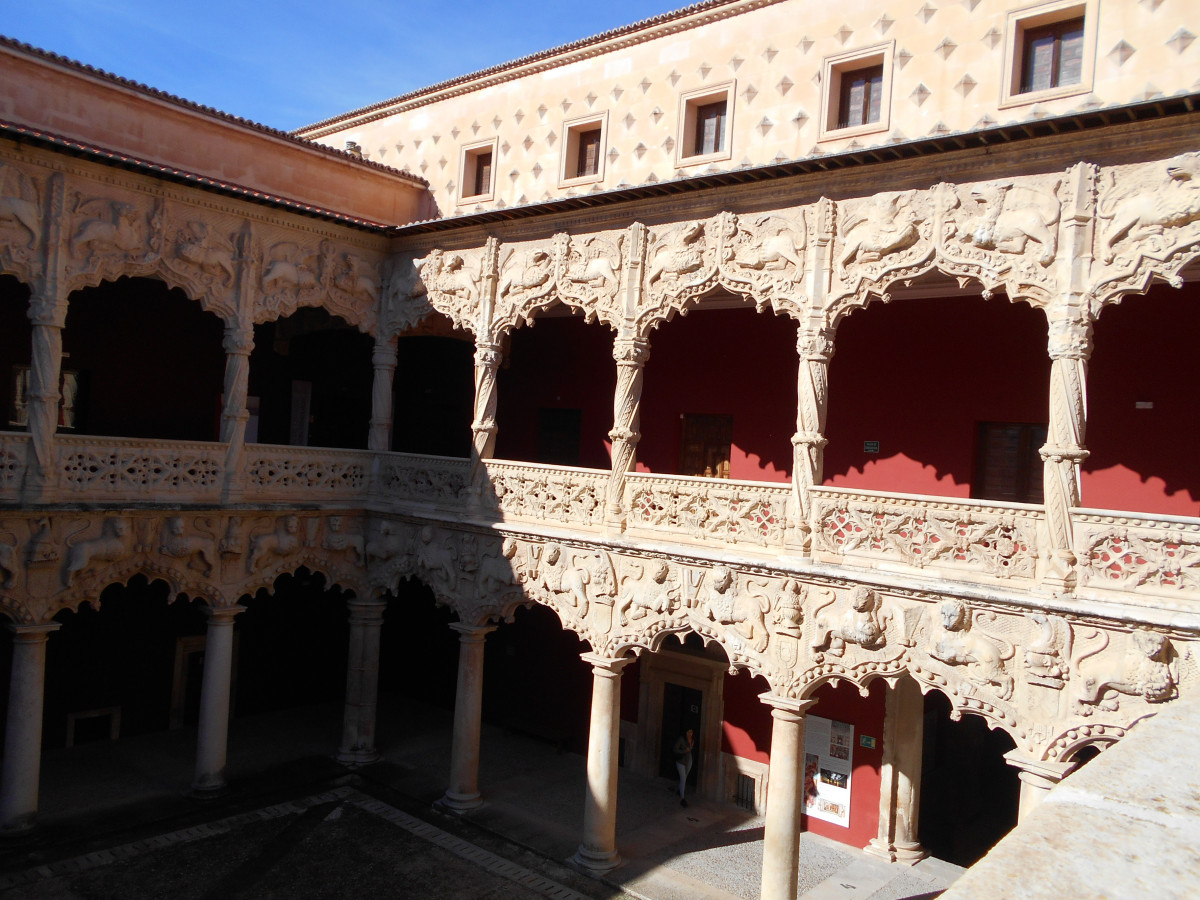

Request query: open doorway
[{"left": 658, "top": 682, "right": 703, "bottom": 790}]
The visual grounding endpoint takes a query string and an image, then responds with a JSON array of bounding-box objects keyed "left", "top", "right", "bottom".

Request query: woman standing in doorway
[{"left": 674, "top": 728, "right": 695, "bottom": 807}]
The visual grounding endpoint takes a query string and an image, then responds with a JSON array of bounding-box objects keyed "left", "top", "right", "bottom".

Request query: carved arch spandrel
[
  {"left": 1087, "top": 152, "right": 1200, "bottom": 314},
  {"left": 0, "top": 158, "right": 46, "bottom": 287},
  {"left": 552, "top": 230, "right": 625, "bottom": 330},
  {"left": 633, "top": 215, "right": 724, "bottom": 335},
  {"left": 251, "top": 235, "right": 381, "bottom": 335},
  {"left": 410, "top": 246, "right": 489, "bottom": 336}
]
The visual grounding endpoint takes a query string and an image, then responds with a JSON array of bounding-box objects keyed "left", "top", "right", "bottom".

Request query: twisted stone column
[
  {"left": 760, "top": 694, "right": 819, "bottom": 900},
  {"left": 575, "top": 653, "right": 634, "bottom": 872},
  {"left": 605, "top": 337, "right": 650, "bottom": 529},
  {"left": 791, "top": 325, "right": 834, "bottom": 554},
  {"left": 24, "top": 295, "right": 64, "bottom": 501},
  {"left": 191, "top": 605, "right": 244, "bottom": 796},
  {"left": 1040, "top": 311, "right": 1092, "bottom": 591},
  {"left": 338, "top": 600, "right": 387, "bottom": 765},
  {"left": 368, "top": 335, "right": 399, "bottom": 452},
  {"left": 442, "top": 623, "right": 497, "bottom": 811},
  {"left": 1004, "top": 750, "right": 1077, "bottom": 823},
  {"left": 867, "top": 678, "right": 927, "bottom": 864},
  {"left": 0, "top": 623, "right": 59, "bottom": 834},
  {"left": 471, "top": 340, "right": 502, "bottom": 461},
  {"left": 220, "top": 322, "right": 254, "bottom": 502}
]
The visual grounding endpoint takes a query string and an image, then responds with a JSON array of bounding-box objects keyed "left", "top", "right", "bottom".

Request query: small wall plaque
[
  {"left": 863, "top": 441, "right": 880, "bottom": 454},
  {"left": 859, "top": 735, "right": 877, "bottom": 749}
]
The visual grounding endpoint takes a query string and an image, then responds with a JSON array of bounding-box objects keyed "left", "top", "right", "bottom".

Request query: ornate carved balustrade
[
  {"left": 810, "top": 486, "right": 1044, "bottom": 587},
  {"left": 0, "top": 432, "right": 28, "bottom": 501},
  {"left": 483, "top": 460, "right": 608, "bottom": 529},
  {"left": 1074, "top": 509, "right": 1200, "bottom": 603},
  {"left": 57, "top": 435, "right": 225, "bottom": 502},
  {"left": 375, "top": 451, "right": 471, "bottom": 508},
  {"left": 625, "top": 472, "right": 790, "bottom": 550},
  {"left": 243, "top": 444, "right": 375, "bottom": 504}
]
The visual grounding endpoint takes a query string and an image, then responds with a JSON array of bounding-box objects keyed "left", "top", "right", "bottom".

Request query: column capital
[
  {"left": 1046, "top": 309, "right": 1094, "bottom": 360},
  {"left": 612, "top": 336, "right": 650, "bottom": 365},
  {"left": 346, "top": 599, "right": 388, "bottom": 625},
  {"left": 222, "top": 323, "right": 254, "bottom": 354},
  {"left": 203, "top": 604, "right": 246, "bottom": 624},
  {"left": 6, "top": 622, "right": 61, "bottom": 640},
  {"left": 796, "top": 325, "right": 835, "bottom": 361},
  {"left": 759, "top": 692, "right": 819, "bottom": 721},
  {"left": 1004, "top": 750, "right": 1077, "bottom": 788},
  {"left": 580, "top": 652, "right": 635, "bottom": 676},
  {"left": 474, "top": 341, "right": 503, "bottom": 367},
  {"left": 450, "top": 622, "right": 498, "bottom": 642}
]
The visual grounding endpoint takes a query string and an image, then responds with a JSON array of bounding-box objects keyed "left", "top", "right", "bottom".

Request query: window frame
[
  {"left": 676, "top": 81, "right": 735, "bottom": 169},
  {"left": 819, "top": 42, "right": 894, "bottom": 142},
  {"left": 1000, "top": 1, "right": 1097, "bottom": 109},
  {"left": 559, "top": 111, "right": 609, "bottom": 188},
  {"left": 457, "top": 138, "right": 498, "bottom": 206}
]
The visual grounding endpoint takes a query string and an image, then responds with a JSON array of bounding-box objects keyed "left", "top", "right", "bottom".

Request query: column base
[
  {"left": 188, "top": 779, "right": 229, "bottom": 801},
  {"left": 865, "top": 838, "right": 927, "bottom": 865},
  {"left": 336, "top": 748, "right": 381, "bottom": 768},
  {"left": 572, "top": 845, "right": 621, "bottom": 873},
  {"left": 437, "top": 790, "right": 483, "bottom": 813}
]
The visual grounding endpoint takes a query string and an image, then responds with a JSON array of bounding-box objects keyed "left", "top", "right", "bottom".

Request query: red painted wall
[
  {"left": 495, "top": 313, "right": 616, "bottom": 470},
  {"left": 1082, "top": 283, "right": 1200, "bottom": 516},
  {"left": 721, "top": 669, "right": 774, "bottom": 763},
  {"left": 824, "top": 296, "right": 1050, "bottom": 497},
  {"left": 638, "top": 306, "right": 795, "bottom": 481}
]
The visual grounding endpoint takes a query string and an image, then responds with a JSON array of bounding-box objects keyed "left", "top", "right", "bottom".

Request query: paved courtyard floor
[{"left": 0, "top": 697, "right": 962, "bottom": 899}]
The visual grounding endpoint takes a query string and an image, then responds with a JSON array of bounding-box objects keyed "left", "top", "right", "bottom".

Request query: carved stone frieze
[
  {"left": 1073, "top": 628, "right": 1177, "bottom": 715},
  {"left": 413, "top": 247, "right": 486, "bottom": 334},
  {"left": 637, "top": 217, "right": 721, "bottom": 330},
  {"left": 553, "top": 231, "right": 624, "bottom": 327},
  {"left": 626, "top": 474, "right": 787, "bottom": 548},
  {"left": 0, "top": 160, "right": 43, "bottom": 284},
  {"left": 256, "top": 238, "right": 377, "bottom": 332},
  {"left": 1075, "top": 517, "right": 1200, "bottom": 599},
  {"left": 64, "top": 189, "right": 164, "bottom": 292},
  {"left": 493, "top": 242, "right": 557, "bottom": 332},
  {"left": 716, "top": 211, "right": 808, "bottom": 317},
  {"left": 487, "top": 462, "right": 605, "bottom": 527},
  {"left": 829, "top": 189, "right": 932, "bottom": 316}
]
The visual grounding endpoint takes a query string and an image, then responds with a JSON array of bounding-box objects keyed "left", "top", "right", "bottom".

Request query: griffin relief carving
[
  {"left": 554, "top": 231, "right": 623, "bottom": 325},
  {"left": 928, "top": 599, "right": 1015, "bottom": 701},
  {"left": 810, "top": 586, "right": 888, "bottom": 660},
  {"left": 246, "top": 515, "right": 301, "bottom": 573},
  {"left": 945, "top": 180, "right": 1061, "bottom": 266},
  {"left": 413, "top": 248, "right": 483, "bottom": 332},
  {"left": 63, "top": 517, "right": 134, "bottom": 587},
  {"left": 616, "top": 558, "right": 680, "bottom": 626},
  {"left": 159, "top": 516, "right": 216, "bottom": 576},
  {"left": 171, "top": 220, "right": 236, "bottom": 286},
  {"left": 1098, "top": 151, "right": 1200, "bottom": 265},
  {"left": 1074, "top": 629, "right": 1177, "bottom": 714},
  {"left": 837, "top": 190, "right": 923, "bottom": 268},
  {"left": 699, "top": 565, "right": 771, "bottom": 654}
]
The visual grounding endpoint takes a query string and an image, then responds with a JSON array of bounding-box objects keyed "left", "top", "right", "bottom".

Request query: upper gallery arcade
[{"left": 0, "top": 2, "right": 1199, "bottom": 899}]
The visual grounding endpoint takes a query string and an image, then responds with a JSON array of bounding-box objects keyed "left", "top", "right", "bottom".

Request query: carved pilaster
[
  {"left": 605, "top": 337, "right": 650, "bottom": 531},
  {"left": 368, "top": 335, "right": 399, "bottom": 452},
  {"left": 470, "top": 340, "right": 503, "bottom": 462},
  {"left": 1040, "top": 308, "right": 1093, "bottom": 592},
  {"left": 790, "top": 323, "right": 834, "bottom": 554}
]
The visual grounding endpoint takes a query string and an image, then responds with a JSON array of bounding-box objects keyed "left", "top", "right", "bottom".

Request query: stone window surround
[
  {"left": 819, "top": 41, "right": 895, "bottom": 143},
  {"left": 457, "top": 137, "right": 498, "bottom": 206},
  {"left": 559, "top": 110, "right": 610, "bottom": 189},
  {"left": 999, "top": 0, "right": 1098, "bottom": 110},
  {"left": 676, "top": 80, "right": 736, "bottom": 169}
]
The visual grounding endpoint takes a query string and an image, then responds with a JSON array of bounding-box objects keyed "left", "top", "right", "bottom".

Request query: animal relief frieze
[
  {"left": 413, "top": 247, "right": 485, "bottom": 334},
  {"left": 716, "top": 211, "right": 807, "bottom": 316},
  {"left": 257, "top": 239, "right": 376, "bottom": 331},
  {"left": 1073, "top": 629, "right": 1177, "bottom": 715},
  {"left": 639, "top": 218, "right": 721, "bottom": 327},
  {"left": 926, "top": 599, "right": 1016, "bottom": 702},
  {"left": 166, "top": 218, "right": 237, "bottom": 300},
  {"left": 494, "top": 243, "right": 556, "bottom": 332},
  {"left": 554, "top": 231, "right": 623, "bottom": 326},
  {"left": 0, "top": 161, "right": 43, "bottom": 281},
  {"left": 831, "top": 190, "right": 932, "bottom": 308},
  {"left": 935, "top": 178, "right": 1062, "bottom": 295},
  {"left": 65, "top": 191, "right": 163, "bottom": 288}
]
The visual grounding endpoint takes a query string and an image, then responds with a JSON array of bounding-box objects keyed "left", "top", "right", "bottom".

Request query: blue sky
[{"left": 2, "top": 0, "right": 690, "bottom": 131}]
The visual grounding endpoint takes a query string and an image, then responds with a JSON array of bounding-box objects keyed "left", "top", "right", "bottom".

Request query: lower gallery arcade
[{"left": 2, "top": 118, "right": 1200, "bottom": 900}]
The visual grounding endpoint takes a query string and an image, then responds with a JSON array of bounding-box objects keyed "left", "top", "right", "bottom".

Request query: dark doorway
[
  {"left": 537, "top": 407, "right": 582, "bottom": 466},
  {"left": 918, "top": 691, "right": 1019, "bottom": 866},
  {"left": 659, "top": 682, "right": 702, "bottom": 788},
  {"left": 973, "top": 421, "right": 1047, "bottom": 503},
  {"left": 679, "top": 414, "right": 733, "bottom": 478}
]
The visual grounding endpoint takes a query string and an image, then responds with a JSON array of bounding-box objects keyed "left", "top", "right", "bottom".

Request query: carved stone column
[
  {"left": 1004, "top": 750, "right": 1077, "bottom": 823},
  {"left": 442, "top": 623, "right": 498, "bottom": 811},
  {"left": 338, "top": 599, "right": 388, "bottom": 765},
  {"left": 866, "top": 678, "right": 927, "bottom": 864},
  {"left": 574, "top": 653, "right": 634, "bottom": 872},
  {"left": 1040, "top": 310, "right": 1093, "bottom": 592},
  {"left": 220, "top": 321, "right": 254, "bottom": 502},
  {"left": 0, "top": 623, "right": 59, "bottom": 834},
  {"left": 791, "top": 324, "right": 834, "bottom": 554},
  {"left": 605, "top": 337, "right": 650, "bottom": 530},
  {"left": 23, "top": 294, "right": 65, "bottom": 502},
  {"left": 760, "top": 693, "right": 819, "bottom": 900},
  {"left": 191, "top": 605, "right": 245, "bottom": 796},
  {"left": 471, "top": 339, "right": 502, "bottom": 461},
  {"left": 368, "top": 335, "right": 399, "bottom": 452}
]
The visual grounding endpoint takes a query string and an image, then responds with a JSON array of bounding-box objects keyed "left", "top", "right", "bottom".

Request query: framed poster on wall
[{"left": 803, "top": 715, "right": 853, "bottom": 827}]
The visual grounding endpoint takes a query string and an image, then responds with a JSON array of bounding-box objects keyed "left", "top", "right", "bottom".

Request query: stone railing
[
  {"left": 1074, "top": 508, "right": 1200, "bottom": 601},
  {"left": 810, "top": 486, "right": 1044, "bottom": 584},
  {"left": 376, "top": 451, "right": 471, "bottom": 507},
  {"left": 0, "top": 432, "right": 28, "bottom": 501},
  {"left": 484, "top": 459, "right": 608, "bottom": 528},
  {"left": 243, "top": 444, "right": 375, "bottom": 503},
  {"left": 56, "top": 434, "right": 225, "bottom": 503},
  {"left": 625, "top": 472, "right": 790, "bottom": 550}
]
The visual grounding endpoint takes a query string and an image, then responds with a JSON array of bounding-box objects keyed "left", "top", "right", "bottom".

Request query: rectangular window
[
  {"left": 695, "top": 101, "right": 727, "bottom": 156},
  {"left": 973, "top": 422, "right": 1047, "bottom": 504},
  {"left": 576, "top": 129, "right": 601, "bottom": 177},
  {"left": 837, "top": 65, "right": 883, "bottom": 129},
  {"left": 1020, "top": 17, "right": 1084, "bottom": 93},
  {"left": 472, "top": 151, "right": 492, "bottom": 198},
  {"left": 679, "top": 413, "right": 733, "bottom": 479}
]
